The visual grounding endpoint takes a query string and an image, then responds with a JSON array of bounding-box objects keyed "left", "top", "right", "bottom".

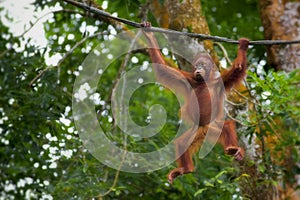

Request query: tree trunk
[
  {"left": 259, "top": 0, "right": 300, "bottom": 72},
  {"left": 259, "top": 1, "right": 300, "bottom": 199},
  {"left": 148, "top": 0, "right": 218, "bottom": 71}
]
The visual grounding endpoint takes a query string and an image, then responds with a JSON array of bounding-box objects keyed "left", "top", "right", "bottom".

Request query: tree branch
[{"left": 29, "top": 32, "right": 105, "bottom": 87}]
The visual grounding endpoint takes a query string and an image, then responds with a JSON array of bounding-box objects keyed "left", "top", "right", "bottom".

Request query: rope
[{"left": 63, "top": 0, "right": 300, "bottom": 45}]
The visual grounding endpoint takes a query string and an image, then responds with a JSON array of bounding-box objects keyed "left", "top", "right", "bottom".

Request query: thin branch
[
  {"left": 1, "top": 11, "right": 58, "bottom": 59},
  {"left": 0, "top": 49, "right": 9, "bottom": 58},
  {"left": 232, "top": 88, "right": 250, "bottom": 101},
  {"left": 29, "top": 65, "right": 52, "bottom": 87},
  {"left": 95, "top": 29, "right": 142, "bottom": 200},
  {"left": 225, "top": 99, "right": 247, "bottom": 106},
  {"left": 224, "top": 107, "right": 255, "bottom": 127},
  {"left": 95, "top": 154, "right": 124, "bottom": 199},
  {"left": 57, "top": 32, "right": 104, "bottom": 66},
  {"left": 62, "top": 0, "right": 300, "bottom": 45},
  {"left": 214, "top": 42, "right": 232, "bottom": 65},
  {"left": 1, "top": 9, "right": 83, "bottom": 60},
  {"left": 17, "top": 11, "right": 54, "bottom": 38},
  {"left": 18, "top": 9, "right": 81, "bottom": 38},
  {"left": 29, "top": 32, "right": 105, "bottom": 87}
]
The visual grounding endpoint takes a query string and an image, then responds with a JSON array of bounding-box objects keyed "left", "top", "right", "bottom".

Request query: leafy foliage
[{"left": 0, "top": 0, "right": 299, "bottom": 199}]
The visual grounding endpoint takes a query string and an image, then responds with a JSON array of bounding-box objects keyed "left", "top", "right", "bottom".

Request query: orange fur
[{"left": 142, "top": 22, "right": 249, "bottom": 183}]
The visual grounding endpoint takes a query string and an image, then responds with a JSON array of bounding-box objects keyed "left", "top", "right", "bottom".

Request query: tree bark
[
  {"left": 148, "top": 0, "right": 218, "bottom": 71},
  {"left": 259, "top": 0, "right": 300, "bottom": 72},
  {"left": 259, "top": 1, "right": 300, "bottom": 199}
]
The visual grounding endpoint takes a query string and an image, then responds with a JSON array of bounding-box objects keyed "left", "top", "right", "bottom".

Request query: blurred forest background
[{"left": 0, "top": 0, "right": 299, "bottom": 199}]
